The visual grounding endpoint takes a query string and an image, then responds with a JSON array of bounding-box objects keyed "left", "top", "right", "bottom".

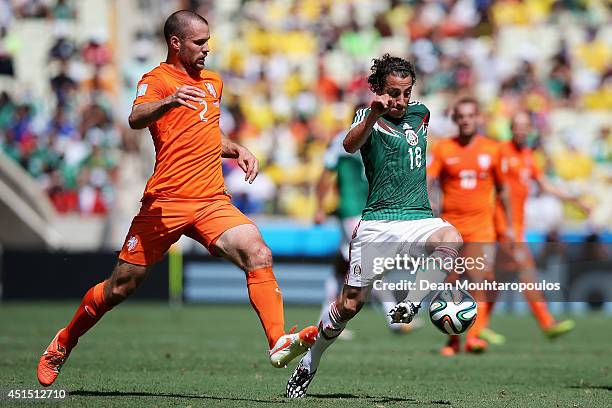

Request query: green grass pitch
[{"left": 0, "top": 302, "right": 610, "bottom": 407}]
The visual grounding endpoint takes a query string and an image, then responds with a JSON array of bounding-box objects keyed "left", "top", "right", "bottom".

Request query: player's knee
[
  {"left": 246, "top": 242, "right": 272, "bottom": 269},
  {"left": 444, "top": 227, "right": 463, "bottom": 245}
]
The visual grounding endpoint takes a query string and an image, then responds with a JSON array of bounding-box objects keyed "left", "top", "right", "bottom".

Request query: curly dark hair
[{"left": 367, "top": 54, "right": 417, "bottom": 94}]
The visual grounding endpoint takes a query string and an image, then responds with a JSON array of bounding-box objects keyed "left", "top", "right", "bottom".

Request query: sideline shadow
[
  {"left": 308, "top": 393, "right": 452, "bottom": 405},
  {"left": 567, "top": 385, "right": 612, "bottom": 391},
  {"left": 70, "top": 390, "right": 285, "bottom": 404}
]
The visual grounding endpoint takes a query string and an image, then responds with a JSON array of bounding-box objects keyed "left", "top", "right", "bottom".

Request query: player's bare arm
[
  {"left": 128, "top": 85, "right": 206, "bottom": 129},
  {"left": 221, "top": 132, "right": 259, "bottom": 183},
  {"left": 536, "top": 177, "right": 591, "bottom": 215},
  {"left": 314, "top": 169, "right": 335, "bottom": 224},
  {"left": 343, "top": 95, "right": 394, "bottom": 153}
]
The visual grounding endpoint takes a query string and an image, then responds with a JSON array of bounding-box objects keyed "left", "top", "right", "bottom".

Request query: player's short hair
[
  {"left": 163, "top": 10, "right": 209, "bottom": 43},
  {"left": 367, "top": 54, "right": 417, "bottom": 94},
  {"left": 453, "top": 96, "right": 479, "bottom": 114}
]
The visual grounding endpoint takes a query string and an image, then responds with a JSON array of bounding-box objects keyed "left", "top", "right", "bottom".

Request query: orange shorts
[
  {"left": 119, "top": 194, "right": 253, "bottom": 266},
  {"left": 442, "top": 214, "right": 496, "bottom": 243}
]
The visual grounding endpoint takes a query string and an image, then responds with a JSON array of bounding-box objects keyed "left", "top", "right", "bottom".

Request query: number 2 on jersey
[
  {"left": 408, "top": 146, "right": 422, "bottom": 170},
  {"left": 198, "top": 99, "right": 208, "bottom": 122}
]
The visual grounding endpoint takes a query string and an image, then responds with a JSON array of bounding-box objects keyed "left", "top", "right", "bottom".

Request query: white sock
[
  {"left": 404, "top": 245, "right": 458, "bottom": 305},
  {"left": 302, "top": 301, "right": 347, "bottom": 372}
]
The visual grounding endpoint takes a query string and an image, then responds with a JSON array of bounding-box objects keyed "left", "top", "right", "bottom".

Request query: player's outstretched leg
[
  {"left": 213, "top": 224, "right": 318, "bottom": 367},
  {"left": 318, "top": 254, "right": 354, "bottom": 340},
  {"left": 37, "top": 261, "right": 148, "bottom": 386},
  {"left": 286, "top": 285, "right": 367, "bottom": 398}
]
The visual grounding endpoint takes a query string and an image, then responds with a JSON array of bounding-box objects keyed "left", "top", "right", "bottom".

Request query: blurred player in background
[
  {"left": 37, "top": 10, "right": 317, "bottom": 387},
  {"left": 477, "top": 110, "right": 590, "bottom": 344},
  {"left": 427, "top": 97, "right": 513, "bottom": 356},
  {"left": 286, "top": 55, "right": 464, "bottom": 398},
  {"left": 315, "top": 130, "right": 421, "bottom": 337}
]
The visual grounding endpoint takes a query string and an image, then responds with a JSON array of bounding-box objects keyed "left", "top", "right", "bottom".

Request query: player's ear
[{"left": 169, "top": 35, "right": 181, "bottom": 52}]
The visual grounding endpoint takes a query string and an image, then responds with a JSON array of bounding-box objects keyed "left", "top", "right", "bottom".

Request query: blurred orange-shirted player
[
  {"left": 483, "top": 111, "right": 586, "bottom": 344},
  {"left": 428, "top": 97, "right": 512, "bottom": 356},
  {"left": 37, "top": 10, "right": 316, "bottom": 388}
]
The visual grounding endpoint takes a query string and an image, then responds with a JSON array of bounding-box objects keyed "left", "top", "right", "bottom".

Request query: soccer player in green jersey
[
  {"left": 315, "top": 129, "right": 421, "bottom": 336},
  {"left": 286, "top": 55, "right": 463, "bottom": 398}
]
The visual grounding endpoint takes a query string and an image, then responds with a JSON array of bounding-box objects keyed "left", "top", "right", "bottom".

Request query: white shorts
[
  {"left": 339, "top": 216, "right": 361, "bottom": 261},
  {"left": 347, "top": 218, "right": 453, "bottom": 287}
]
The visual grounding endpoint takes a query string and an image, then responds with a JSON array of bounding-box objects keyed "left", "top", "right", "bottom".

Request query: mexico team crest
[
  {"left": 205, "top": 82, "right": 217, "bottom": 98},
  {"left": 403, "top": 124, "right": 419, "bottom": 146}
]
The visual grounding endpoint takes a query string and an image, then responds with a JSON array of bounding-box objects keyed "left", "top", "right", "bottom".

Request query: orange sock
[
  {"left": 467, "top": 301, "right": 490, "bottom": 339},
  {"left": 58, "top": 280, "right": 112, "bottom": 349},
  {"left": 528, "top": 301, "right": 555, "bottom": 330},
  {"left": 246, "top": 267, "right": 285, "bottom": 348}
]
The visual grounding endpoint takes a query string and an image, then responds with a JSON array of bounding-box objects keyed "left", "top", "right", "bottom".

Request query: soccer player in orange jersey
[
  {"left": 480, "top": 110, "right": 589, "bottom": 344},
  {"left": 37, "top": 10, "right": 317, "bottom": 387},
  {"left": 427, "top": 97, "right": 513, "bottom": 355}
]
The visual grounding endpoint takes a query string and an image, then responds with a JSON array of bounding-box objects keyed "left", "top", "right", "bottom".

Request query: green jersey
[
  {"left": 351, "top": 101, "right": 433, "bottom": 221},
  {"left": 324, "top": 131, "right": 368, "bottom": 219}
]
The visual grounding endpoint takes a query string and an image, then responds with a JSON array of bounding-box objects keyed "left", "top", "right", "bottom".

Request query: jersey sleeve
[
  {"left": 427, "top": 141, "right": 443, "bottom": 179},
  {"left": 414, "top": 102, "right": 430, "bottom": 134},
  {"left": 133, "top": 72, "right": 167, "bottom": 106},
  {"left": 350, "top": 108, "right": 370, "bottom": 129}
]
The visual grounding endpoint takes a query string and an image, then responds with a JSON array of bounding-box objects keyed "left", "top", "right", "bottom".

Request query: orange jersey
[
  {"left": 134, "top": 63, "right": 225, "bottom": 199},
  {"left": 428, "top": 135, "right": 504, "bottom": 242},
  {"left": 494, "top": 141, "right": 543, "bottom": 241}
]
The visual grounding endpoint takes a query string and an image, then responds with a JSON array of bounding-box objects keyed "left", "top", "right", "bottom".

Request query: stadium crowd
[
  {"left": 0, "top": 0, "right": 119, "bottom": 214},
  {"left": 0, "top": 0, "right": 610, "bottom": 227}
]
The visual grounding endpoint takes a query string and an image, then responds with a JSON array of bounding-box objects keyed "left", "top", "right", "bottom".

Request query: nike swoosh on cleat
[{"left": 270, "top": 338, "right": 292, "bottom": 356}]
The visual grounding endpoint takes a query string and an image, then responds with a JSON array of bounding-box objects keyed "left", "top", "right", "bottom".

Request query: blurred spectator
[
  {"left": 591, "top": 127, "right": 611, "bottom": 164},
  {"left": 50, "top": 60, "right": 77, "bottom": 107},
  {"left": 49, "top": 35, "right": 77, "bottom": 62},
  {"left": 13, "top": 0, "right": 50, "bottom": 19},
  {"left": 82, "top": 34, "right": 112, "bottom": 66},
  {"left": 0, "top": 26, "right": 17, "bottom": 76},
  {"left": 51, "top": 0, "right": 76, "bottom": 20}
]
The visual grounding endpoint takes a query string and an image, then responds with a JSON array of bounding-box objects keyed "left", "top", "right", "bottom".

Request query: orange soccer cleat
[
  {"left": 37, "top": 329, "right": 71, "bottom": 387},
  {"left": 465, "top": 336, "right": 488, "bottom": 353},
  {"left": 439, "top": 335, "right": 461, "bottom": 357},
  {"left": 269, "top": 325, "right": 318, "bottom": 368}
]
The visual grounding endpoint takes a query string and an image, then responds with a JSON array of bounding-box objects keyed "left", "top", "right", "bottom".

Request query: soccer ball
[{"left": 429, "top": 289, "right": 477, "bottom": 335}]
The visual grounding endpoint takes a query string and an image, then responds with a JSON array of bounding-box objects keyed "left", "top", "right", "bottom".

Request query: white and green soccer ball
[{"left": 429, "top": 289, "right": 477, "bottom": 335}]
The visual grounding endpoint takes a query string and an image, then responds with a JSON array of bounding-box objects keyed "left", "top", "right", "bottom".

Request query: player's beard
[{"left": 179, "top": 49, "right": 204, "bottom": 73}]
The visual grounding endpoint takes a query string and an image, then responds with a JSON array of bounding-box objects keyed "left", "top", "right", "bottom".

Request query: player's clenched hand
[
  {"left": 237, "top": 147, "right": 259, "bottom": 184},
  {"left": 167, "top": 85, "right": 207, "bottom": 110},
  {"left": 370, "top": 94, "right": 395, "bottom": 117}
]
